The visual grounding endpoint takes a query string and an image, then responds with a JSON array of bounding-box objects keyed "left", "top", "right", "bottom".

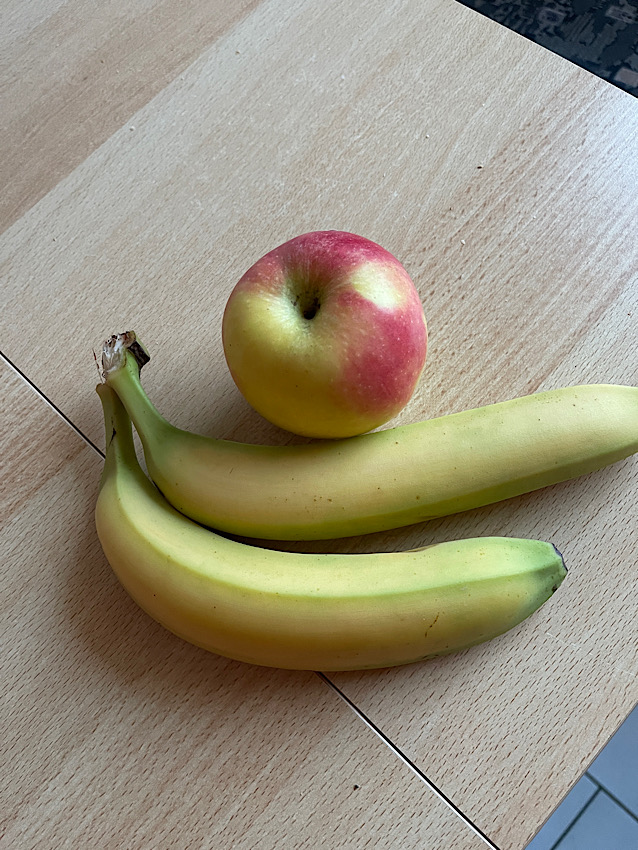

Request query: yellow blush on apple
[{"left": 222, "top": 230, "right": 427, "bottom": 438}]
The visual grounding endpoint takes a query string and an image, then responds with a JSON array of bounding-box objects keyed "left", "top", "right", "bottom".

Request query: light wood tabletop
[{"left": 2, "top": 1, "right": 637, "bottom": 848}]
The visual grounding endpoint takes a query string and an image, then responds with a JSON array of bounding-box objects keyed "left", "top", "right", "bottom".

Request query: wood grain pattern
[
  {"left": 0, "top": 0, "right": 262, "bottom": 231},
  {"left": 0, "top": 362, "right": 487, "bottom": 850},
  {"left": 1, "top": 1, "right": 637, "bottom": 848}
]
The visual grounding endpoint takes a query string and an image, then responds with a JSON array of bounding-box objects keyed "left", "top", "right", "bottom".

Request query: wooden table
[{"left": 2, "top": 1, "right": 637, "bottom": 847}]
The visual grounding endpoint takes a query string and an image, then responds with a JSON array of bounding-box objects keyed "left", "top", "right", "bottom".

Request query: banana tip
[
  {"left": 550, "top": 542, "right": 567, "bottom": 571},
  {"left": 550, "top": 543, "right": 567, "bottom": 595}
]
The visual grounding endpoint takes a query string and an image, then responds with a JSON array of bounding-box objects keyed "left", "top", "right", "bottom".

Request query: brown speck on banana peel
[{"left": 93, "top": 349, "right": 105, "bottom": 382}]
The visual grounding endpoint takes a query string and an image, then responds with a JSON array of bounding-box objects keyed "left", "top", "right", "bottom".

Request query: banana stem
[
  {"left": 101, "top": 332, "right": 176, "bottom": 452},
  {"left": 96, "top": 383, "right": 138, "bottom": 490}
]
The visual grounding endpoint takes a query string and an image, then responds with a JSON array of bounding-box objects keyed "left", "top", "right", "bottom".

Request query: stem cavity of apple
[
  {"left": 302, "top": 296, "right": 320, "bottom": 320},
  {"left": 289, "top": 283, "right": 321, "bottom": 321}
]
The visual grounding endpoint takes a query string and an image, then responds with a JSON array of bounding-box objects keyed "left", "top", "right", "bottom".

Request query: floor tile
[
  {"left": 525, "top": 775, "right": 597, "bottom": 849},
  {"left": 588, "top": 702, "right": 638, "bottom": 816},
  {"left": 554, "top": 789, "right": 638, "bottom": 849}
]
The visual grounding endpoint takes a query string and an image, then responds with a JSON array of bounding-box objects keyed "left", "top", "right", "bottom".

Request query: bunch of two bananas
[{"left": 95, "top": 332, "right": 638, "bottom": 670}]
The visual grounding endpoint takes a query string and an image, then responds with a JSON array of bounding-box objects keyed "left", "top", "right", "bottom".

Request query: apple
[{"left": 222, "top": 230, "right": 427, "bottom": 438}]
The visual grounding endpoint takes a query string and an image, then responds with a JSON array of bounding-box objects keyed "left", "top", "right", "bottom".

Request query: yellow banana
[
  {"left": 95, "top": 383, "right": 566, "bottom": 671},
  {"left": 101, "top": 332, "right": 638, "bottom": 541}
]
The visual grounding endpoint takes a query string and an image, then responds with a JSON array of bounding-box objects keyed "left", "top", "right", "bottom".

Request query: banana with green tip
[
  {"left": 101, "top": 331, "right": 638, "bottom": 541},
  {"left": 95, "top": 383, "right": 567, "bottom": 671}
]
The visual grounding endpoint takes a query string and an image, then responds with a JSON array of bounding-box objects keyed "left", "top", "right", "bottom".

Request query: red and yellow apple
[{"left": 222, "top": 230, "right": 427, "bottom": 438}]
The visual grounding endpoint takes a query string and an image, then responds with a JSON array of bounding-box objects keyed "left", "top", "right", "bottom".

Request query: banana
[
  {"left": 95, "top": 383, "right": 566, "bottom": 671},
  {"left": 101, "top": 331, "right": 638, "bottom": 541}
]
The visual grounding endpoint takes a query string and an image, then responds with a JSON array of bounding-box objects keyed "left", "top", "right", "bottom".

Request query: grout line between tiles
[
  {"left": 0, "top": 349, "right": 104, "bottom": 457},
  {"left": 547, "top": 787, "right": 600, "bottom": 850},
  {"left": 316, "top": 671, "right": 500, "bottom": 850},
  {"left": 584, "top": 772, "right": 638, "bottom": 825}
]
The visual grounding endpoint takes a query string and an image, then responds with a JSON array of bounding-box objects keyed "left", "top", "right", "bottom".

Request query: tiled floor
[
  {"left": 525, "top": 703, "right": 638, "bottom": 849},
  {"left": 455, "top": 0, "right": 638, "bottom": 96}
]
